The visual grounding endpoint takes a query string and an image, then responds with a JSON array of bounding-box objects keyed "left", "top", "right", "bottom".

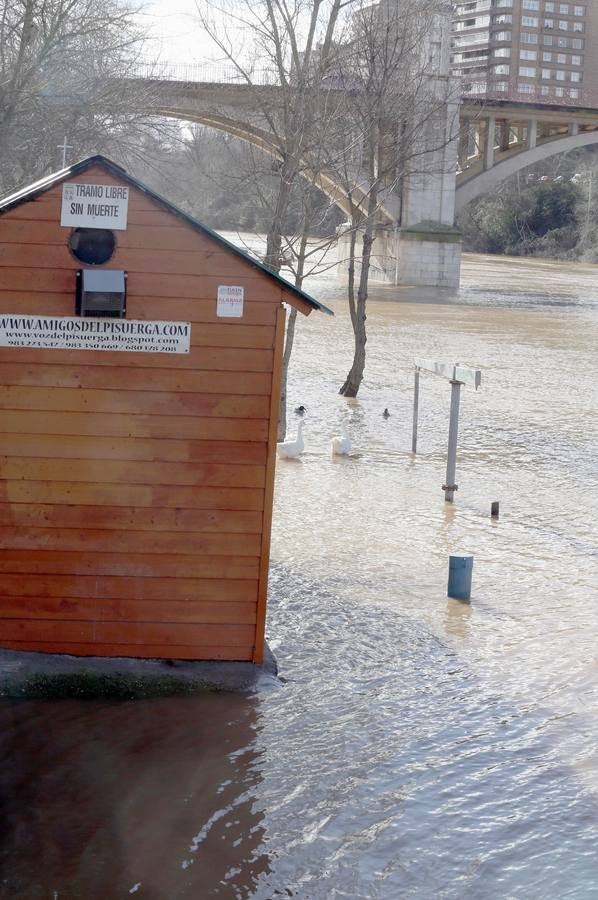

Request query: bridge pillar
[
  {"left": 484, "top": 115, "right": 496, "bottom": 170},
  {"left": 499, "top": 120, "right": 510, "bottom": 153},
  {"left": 336, "top": 82, "right": 463, "bottom": 290},
  {"left": 336, "top": 221, "right": 462, "bottom": 289},
  {"left": 458, "top": 119, "right": 472, "bottom": 170},
  {"left": 528, "top": 119, "right": 537, "bottom": 150}
]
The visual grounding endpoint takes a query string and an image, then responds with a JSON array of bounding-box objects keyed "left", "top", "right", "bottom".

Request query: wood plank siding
[{"left": 0, "top": 163, "right": 303, "bottom": 661}]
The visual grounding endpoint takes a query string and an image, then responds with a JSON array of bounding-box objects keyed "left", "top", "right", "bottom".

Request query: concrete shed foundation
[{"left": 0, "top": 644, "right": 279, "bottom": 698}]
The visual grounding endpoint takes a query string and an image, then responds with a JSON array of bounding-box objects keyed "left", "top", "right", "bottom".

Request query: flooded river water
[{"left": 1, "top": 252, "right": 598, "bottom": 898}]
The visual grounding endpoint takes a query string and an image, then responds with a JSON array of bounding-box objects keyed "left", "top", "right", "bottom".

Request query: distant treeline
[{"left": 457, "top": 147, "right": 598, "bottom": 261}]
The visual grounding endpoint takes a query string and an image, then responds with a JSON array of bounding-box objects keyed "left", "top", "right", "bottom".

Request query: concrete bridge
[
  {"left": 138, "top": 66, "right": 598, "bottom": 287},
  {"left": 457, "top": 97, "right": 598, "bottom": 212}
]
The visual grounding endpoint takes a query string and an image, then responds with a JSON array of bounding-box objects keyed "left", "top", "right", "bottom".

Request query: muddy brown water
[{"left": 1, "top": 252, "right": 598, "bottom": 898}]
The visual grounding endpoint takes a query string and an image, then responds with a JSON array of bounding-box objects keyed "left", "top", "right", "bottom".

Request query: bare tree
[
  {"left": 327, "top": 0, "right": 457, "bottom": 396},
  {"left": 0, "top": 0, "right": 161, "bottom": 194},
  {"left": 195, "top": 0, "right": 352, "bottom": 436}
]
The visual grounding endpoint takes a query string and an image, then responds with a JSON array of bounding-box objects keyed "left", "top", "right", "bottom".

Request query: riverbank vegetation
[{"left": 458, "top": 148, "right": 598, "bottom": 261}]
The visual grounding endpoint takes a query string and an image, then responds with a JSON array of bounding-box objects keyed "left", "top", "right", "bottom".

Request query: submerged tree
[
  {"left": 193, "top": 0, "right": 458, "bottom": 408},
  {"left": 195, "top": 0, "right": 351, "bottom": 437},
  {"left": 328, "top": 0, "right": 458, "bottom": 397}
]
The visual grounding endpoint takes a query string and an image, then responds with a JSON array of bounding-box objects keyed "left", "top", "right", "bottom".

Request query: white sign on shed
[
  {"left": 61, "top": 182, "right": 129, "bottom": 230},
  {"left": 217, "top": 285, "right": 244, "bottom": 318},
  {"left": 0, "top": 314, "right": 190, "bottom": 354}
]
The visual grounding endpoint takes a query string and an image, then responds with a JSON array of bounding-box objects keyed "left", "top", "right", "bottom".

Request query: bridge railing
[
  {"left": 133, "top": 65, "right": 598, "bottom": 108},
  {"left": 134, "top": 62, "right": 281, "bottom": 86},
  {"left": 460, "top": 78, "right": 596, "bottom": 108}
]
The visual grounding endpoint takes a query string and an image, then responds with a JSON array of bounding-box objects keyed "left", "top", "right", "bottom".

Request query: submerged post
[
  {"left": 443, "top": 380, "right": 461, "bottom": 503},
  {"left": 413, "top": 359, "right": 482, "bottom": 502},
  {"left": 412, "top": 366, "right": 420, "bottom": 453},
  {"left": 448, "top": 554, "right": 473, "bottom": 600}
]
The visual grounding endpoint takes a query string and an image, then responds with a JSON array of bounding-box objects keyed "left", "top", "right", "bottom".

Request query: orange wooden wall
[{"left": 0, "top": 164, "right": 293, "bottom": 662}]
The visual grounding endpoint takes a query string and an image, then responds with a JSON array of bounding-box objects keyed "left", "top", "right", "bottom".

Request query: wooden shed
[{"left": 0, "top": 155, "right": 331, "bottom": 663}]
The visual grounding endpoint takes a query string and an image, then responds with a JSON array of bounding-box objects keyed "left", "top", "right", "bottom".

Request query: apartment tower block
[{"left": 451, "top": 0, "right": 596, "bottom": 105}]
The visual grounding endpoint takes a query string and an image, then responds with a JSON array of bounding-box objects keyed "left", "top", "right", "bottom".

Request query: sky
[{"left": 140, "top": 0, "right": 232, "bottom": 68}]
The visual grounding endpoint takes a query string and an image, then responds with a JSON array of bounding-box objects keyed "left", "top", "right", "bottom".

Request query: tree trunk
[
  {"left": 339, "top": 191, "right": 378, "bottom": 397},
  {"left": 277, "top": 232, "right": 307, "bottom": 440},
  {"left": 278, "top": 306, "right": 298, "bottom": 440},
  {"left": 265, "top": 163, "right": 294, "bottom": 271},
  {"left": 339, "top": 307, "right": 367, "bottom": 397}
]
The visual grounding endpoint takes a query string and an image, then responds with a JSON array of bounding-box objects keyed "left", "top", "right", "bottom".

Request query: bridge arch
[
  {"left": 455, "top": 130, "right": 598, "bottom": 212},
  {"left": 155, "top": 105, "right": 395, "bottom": 224}
]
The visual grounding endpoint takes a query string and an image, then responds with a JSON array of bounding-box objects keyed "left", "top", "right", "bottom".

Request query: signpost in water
[{"left": 412, "top": 359, "right": 482, "bottom": 502}]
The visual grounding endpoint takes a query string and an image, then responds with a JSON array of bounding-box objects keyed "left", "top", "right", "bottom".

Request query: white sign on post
[
  {"left": 217, "top": 285, "right": 244, "bottom": 318},
  {"left": 61, "top": 182, "right": 129, "bottom": 230}
]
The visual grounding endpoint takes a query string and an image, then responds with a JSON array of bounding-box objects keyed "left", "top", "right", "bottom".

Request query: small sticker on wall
[{"left": 217, "top": 285, "right": 244, "bottom": 317}]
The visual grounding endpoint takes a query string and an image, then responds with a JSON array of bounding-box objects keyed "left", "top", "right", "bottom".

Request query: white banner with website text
[{"left": 0, "top": 314, "right": 191, "bottom": 354}]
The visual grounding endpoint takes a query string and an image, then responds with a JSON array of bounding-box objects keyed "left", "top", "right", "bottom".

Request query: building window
[
  {"left": 545, "top": 1, "right": 555, "bottom": 9},
  {"left": 543, "top": 34, "right": 553, "bottom": 44},
  {"left": 570, "top": 88, "right": 579, "bottom": 97},
  {"left": 573, "top": 20, "right": 584, "bottom": 30},
  {"left": 519, "top": 66, "right": 536, "bottom": 76},
  {"left": 518, "top": 83, "right": 534, "bottom": 93},
  {"left": 541, "top": 67, "right": 552, "bottom": 78},
  {"left": 571, "top": 70, "right": 581, "bottom": 81},
  {"left": 555, "top": 86, "right": 564, "bottom": 95},
  {"left": 558, "top": 19, "right": 568, "bottom": 29},
  {"left": 494, "top": 30, "right": 513, "bottom": 39},
  {"left": 494, "top": 47, "right": 511, "bottom": 56},
  {"left": 494, "top": 64, "right": 510, "bottom": 73},
  {"left": 523, "top": 0, "right": 540, "bottom": 7},
  {"left": 573, "top": 5, "right": 584, "bottom": 13},
  {"left": 557, "top": 36, "right": 567, "bottom": 45},
  {"left": 559, "top": 3, "right": 569, "bottom": 12},
  {"left": 556, "top": 69, "right": 565, "bottom": 79},
  {"left": 521, "top": 15, "right": 539, "bottom": 24},
  {"left": 494, "top": 81, "right": 508, "bottom": 91},
  {"left": 542, "top": 51, "right": 552, "bottom": 60},
  {"left": 494, "top": 0, "right": 512, "bottom": 5},
  {"left": 541, "top": 84, "right": 550, "bottom": 94},
  {"left": 572, "top": 38, "right": 583, "bottom": 47},
  {"left": 557, "top": 52, "right": 566, "bottom": 62},
  {"left": 492, "top": 14, "right": 512, "bottom": 23},
  {"left": 544, "top": 17, "right": 554, "bottom": 26},
  {"left": 521, "top": 31, "right": 538, "bottom": 41},
  {"left": 520, "top": 49, "right": 538, "bottom": 59},
  {"left": 571, "top": 54, "right": 581, "bottom": 64}
]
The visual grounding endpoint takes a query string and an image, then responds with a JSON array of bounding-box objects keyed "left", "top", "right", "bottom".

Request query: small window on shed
[{"left": 69, "top": 228, "right": 115, "bottom": 265}]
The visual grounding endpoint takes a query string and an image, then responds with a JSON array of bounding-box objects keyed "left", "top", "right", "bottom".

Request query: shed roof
[{"left": 0, "top": 155, "right": 334, "bottom": 317}]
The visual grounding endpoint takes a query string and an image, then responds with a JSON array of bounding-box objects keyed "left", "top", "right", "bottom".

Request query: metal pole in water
[
  {"left": 411, "top": 366, "right": 420, "bottom": 454},
  {"left": 491, "top": 501, "right": 500, "bottom": 518},
  {"left": 443, "top": 380, "right": 461, "bottom": 502},
  {"left": 448, "top": 554, "right": 473, "bottom": 600}
]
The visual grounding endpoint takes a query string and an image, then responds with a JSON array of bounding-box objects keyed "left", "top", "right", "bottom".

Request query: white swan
[
  {"left": 331, "top": 426, "right": 352, "bottom": 456},
  {"left": 277, "top": 421, "right": 305, "bottom": 459}
]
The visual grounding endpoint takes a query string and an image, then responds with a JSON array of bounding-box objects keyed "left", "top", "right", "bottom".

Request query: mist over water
[{"left": 1, "top": 251, "right": 598, "bottom": 898}]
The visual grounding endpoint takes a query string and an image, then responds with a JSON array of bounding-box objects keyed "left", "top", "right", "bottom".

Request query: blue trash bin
[{"left": 448, "top": 554, "right": 473, "bottom": 600}]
